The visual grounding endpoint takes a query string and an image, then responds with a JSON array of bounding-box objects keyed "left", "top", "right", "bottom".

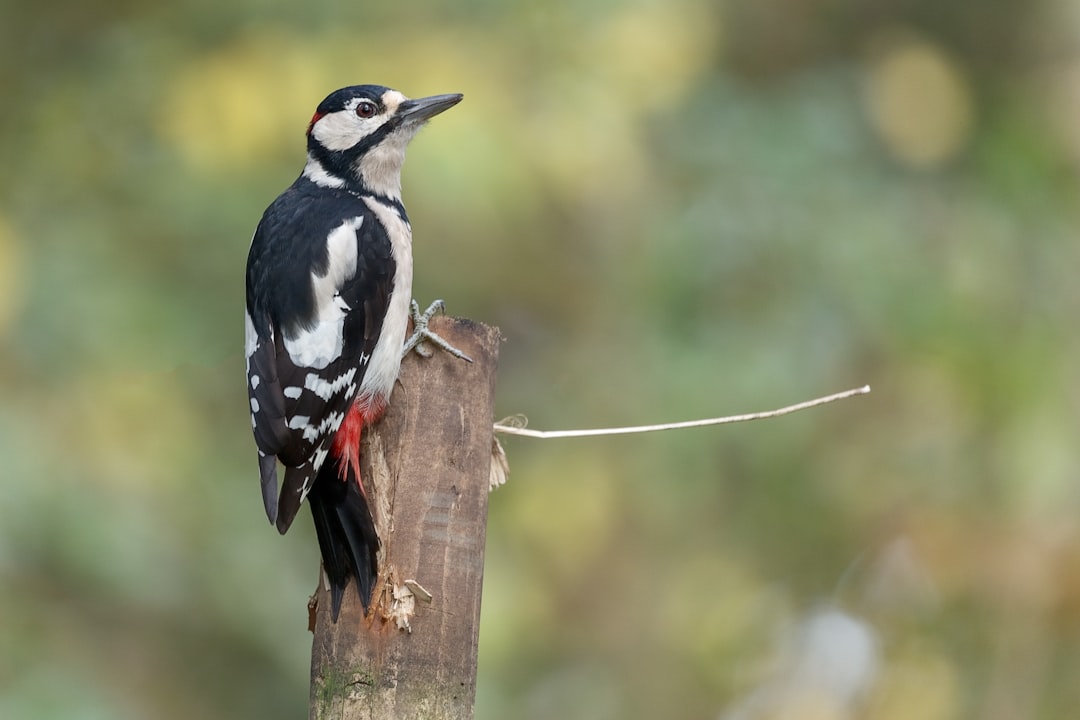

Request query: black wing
[{"left": 245, "top": 181, "right": 395, "bottom": 532}]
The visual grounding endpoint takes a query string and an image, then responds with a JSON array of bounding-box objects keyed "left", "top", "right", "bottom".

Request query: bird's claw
[{"left": 402, "top": 299, "right": 473, "bottom": 363}]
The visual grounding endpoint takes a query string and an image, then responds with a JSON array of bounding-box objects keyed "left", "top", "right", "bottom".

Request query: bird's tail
[{"left": 307, "top": 458, "right": 379, "bottom": 621}]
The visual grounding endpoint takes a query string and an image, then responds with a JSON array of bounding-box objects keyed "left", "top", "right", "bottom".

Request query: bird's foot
[{"left": 402, "top": 299, "right": 473, "bottom": 362}]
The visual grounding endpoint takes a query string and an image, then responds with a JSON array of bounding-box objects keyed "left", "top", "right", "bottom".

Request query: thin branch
[{"left": 493, "top": 385, "right": 870, "bottom": 439}]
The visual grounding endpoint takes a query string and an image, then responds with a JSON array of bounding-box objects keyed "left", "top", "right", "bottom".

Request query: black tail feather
[
  {"left": 258, "top": 453, "right": 280, "bottom": 525},
  {"left": 307, "top": 459, "right": 379, "bottom": 622}
]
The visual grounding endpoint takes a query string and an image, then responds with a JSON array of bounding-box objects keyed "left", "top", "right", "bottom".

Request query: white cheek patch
[{"left": 312, "top": 109, "right": 381, "bottom": 151}]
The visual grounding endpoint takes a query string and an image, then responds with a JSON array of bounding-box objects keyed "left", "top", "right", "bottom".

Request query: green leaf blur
[{"left": 2, "top": 1, "right": 1078, "bottom": 718}]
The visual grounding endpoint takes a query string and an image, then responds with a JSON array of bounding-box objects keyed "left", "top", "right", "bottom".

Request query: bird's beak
[{"left": 398, "top": 93, "right": 463, "bottom": 123}]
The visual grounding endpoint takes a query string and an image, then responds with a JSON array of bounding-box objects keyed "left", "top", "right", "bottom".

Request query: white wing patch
[
  {"left": 282, "top": 314, "right": 344, "bottom": 369},
  {"left": 282, "top": 217, "right": 362, "bottom": 369}
]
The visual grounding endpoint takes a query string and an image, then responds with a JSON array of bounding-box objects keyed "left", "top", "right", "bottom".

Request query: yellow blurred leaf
[
  {"left": 871, "top": 642, "right": 959, "bottom": 720},
  {"left": 158, "top": 28, "right": 328, "bottom": 173},
  {"left": 863, "top": 31, "right": 974, "bottom": 169}
]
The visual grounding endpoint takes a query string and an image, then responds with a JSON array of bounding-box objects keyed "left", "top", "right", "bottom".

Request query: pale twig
[{"left": 493, "top": 385, "right": 870, "bottom": 439}]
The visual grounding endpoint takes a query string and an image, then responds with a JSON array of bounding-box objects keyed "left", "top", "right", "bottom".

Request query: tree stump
[{"left": 309, "top": 316, "right": 500, "bottom": 720}]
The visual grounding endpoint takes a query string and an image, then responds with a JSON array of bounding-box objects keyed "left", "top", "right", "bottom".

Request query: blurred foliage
[{"left": 2, "top": 0, "right": 1079, "bottom": 718}]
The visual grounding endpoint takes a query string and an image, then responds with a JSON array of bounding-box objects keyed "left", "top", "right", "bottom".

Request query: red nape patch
[
  {"left": 306, "top": 111, "right": 324, "bottom": 135},
  {"left": 331, "top": 396, "right": 389, "bottom": 496}
]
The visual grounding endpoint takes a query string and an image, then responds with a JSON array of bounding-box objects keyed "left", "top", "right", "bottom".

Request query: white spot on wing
[
  {"left": 288, "top": 415, "right": 310, "bottom": 430},
  {"left": 250, "top": 374, "right": 260, "bottom": 390},
  {"left": 250, "top": 397, "right": 260, "bottom": 413},
  {"left": 283, "top": 386, "right": 302, "bottom": 400},
  {"left": 301, "top": 446, "right": 332, "bottom": 504},
  {"left": 304, "top": 367, "right": 357, "bottom": 401},
  {"left": 313, "top": 446, "right": 329, "bottom": 472},
  {"left": 301, "top": 411, "right": 344, "bottom": 443},
  {"left": 244, "top": 310, "right": 258, "bottom": 358},
  {"left": 299, "top": 469, "right": 314, "bottom": 502}
]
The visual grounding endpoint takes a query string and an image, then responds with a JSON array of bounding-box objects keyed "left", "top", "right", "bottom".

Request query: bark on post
[{"left": 309, "top": 316, "right": 500, "bottom": 720}]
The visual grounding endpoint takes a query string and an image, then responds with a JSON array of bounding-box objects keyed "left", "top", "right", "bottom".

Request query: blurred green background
[{"left": 3, "top": 0, "right": 1079, "bottom": 718}]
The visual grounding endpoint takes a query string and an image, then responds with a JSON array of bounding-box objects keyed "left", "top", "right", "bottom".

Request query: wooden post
[{"left": 309, "top": 316, "right": 500, "bottom": 720}]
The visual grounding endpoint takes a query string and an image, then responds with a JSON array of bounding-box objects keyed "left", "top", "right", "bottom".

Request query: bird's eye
[{"left": 355, "top": 101, "right": 378, "bottom": 119}]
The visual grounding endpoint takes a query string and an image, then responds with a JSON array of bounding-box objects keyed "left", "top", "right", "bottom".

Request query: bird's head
[{"left": 304, "top": 85, "right": 462, "bottom": 200}]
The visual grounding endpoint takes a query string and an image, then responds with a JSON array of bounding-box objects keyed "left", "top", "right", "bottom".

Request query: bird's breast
[{"left": 357, "top": 196, "right": 413, "bottom": 403}]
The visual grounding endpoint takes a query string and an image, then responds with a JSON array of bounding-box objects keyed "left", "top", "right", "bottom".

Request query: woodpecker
[{"left": 244, "top": 85, "right": 463, "bottom": 620}]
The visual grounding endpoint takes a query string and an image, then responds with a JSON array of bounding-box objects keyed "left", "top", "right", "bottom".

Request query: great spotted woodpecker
[{"left": 244, "top": 85, "right": 463, "bottom": 620}]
